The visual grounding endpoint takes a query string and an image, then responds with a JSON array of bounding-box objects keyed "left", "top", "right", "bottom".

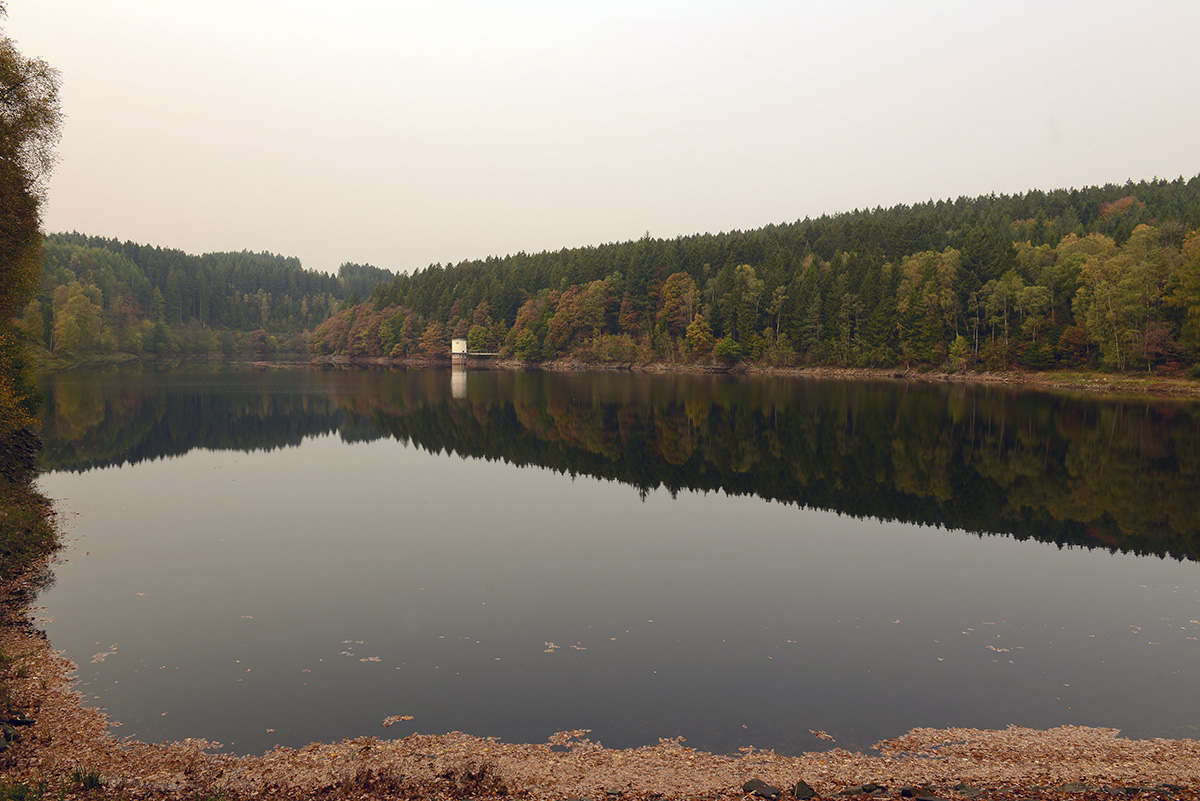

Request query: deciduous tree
[
  {"left": 685, "top": 313, "right": 714, "bottom": 358},
  {"left": 0, "top": 3, "right": 61, "bottom": 431}
]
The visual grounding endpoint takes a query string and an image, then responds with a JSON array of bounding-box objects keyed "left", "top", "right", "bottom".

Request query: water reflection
[
  {"left": 39, "top": 366, "right": 1200, "bottom": 561},
  {"left": 33, "top": 365, "right": 1200, "bottom": 757}
]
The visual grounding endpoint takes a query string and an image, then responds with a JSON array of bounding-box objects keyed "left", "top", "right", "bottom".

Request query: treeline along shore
[{"left": 17, "top": 175, "right": 1200, "bottom": 381}]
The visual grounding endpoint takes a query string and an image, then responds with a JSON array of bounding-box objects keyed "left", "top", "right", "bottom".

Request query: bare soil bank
[
  {"left": 3, "top": 563, "right": 1200, "bottom": 801},
  {"left": 321, "top": 354, "right": 1200, "bottom": 400},
  {"left": 42, "top": 351, "right": 1200, "bottom": 399}
]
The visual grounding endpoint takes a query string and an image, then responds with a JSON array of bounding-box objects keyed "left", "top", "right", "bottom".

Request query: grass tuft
[
  {"left": 0, "top": 781, "right": 48, "bottom": 801},
  {"left": 69, "top": 767, "right": 103, "bottom": 791}
]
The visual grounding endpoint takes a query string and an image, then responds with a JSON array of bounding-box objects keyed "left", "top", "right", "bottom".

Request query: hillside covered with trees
[
  {"left": 22, "top": 174, "right": 1200, "bottom": 374},
  {"left": 20, "top": 234, "right": 395, "bottom": 357},
  {"left": 307, "top": 174, "right": 1200, "bottom": 373}
]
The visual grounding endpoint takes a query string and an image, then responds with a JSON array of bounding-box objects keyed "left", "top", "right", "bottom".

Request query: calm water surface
[{"left": 35, "top": 366, "right": 1200, "bottom": 756}]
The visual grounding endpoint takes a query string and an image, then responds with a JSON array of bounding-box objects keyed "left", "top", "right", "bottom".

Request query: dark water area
[{"left": 34, "top": 365, "right": 1200, "bottom": 756}]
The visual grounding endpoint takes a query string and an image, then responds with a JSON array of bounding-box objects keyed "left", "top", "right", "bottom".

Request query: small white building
[{"left": 451, "top": 338, "right": 468, "bottom": 355}]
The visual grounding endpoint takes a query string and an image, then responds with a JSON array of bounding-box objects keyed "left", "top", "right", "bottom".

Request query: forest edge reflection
[{"left": 37, "top": 364, "right": 1200, "bottom": 563}]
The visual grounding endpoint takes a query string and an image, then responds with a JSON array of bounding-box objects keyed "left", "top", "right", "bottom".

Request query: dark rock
[
  {"left": 951, "top": 786, "right": 981, "bottom": 799},
  {"left": 744, "top": 779, "right": 782, "bottom": 799},
  {"left": 792, "top": 780, "right": 818, "bottom": 799},
  {"left": 1057, "top": 782, "right": 1089, "bottom": 793},
  {"left": 861, "top": 784, "right": 885, "bottom": 795},
  {"left": 899, "top": 788, "right": 925, "bottom": 798},
  {"left": 7, "top": 715, "right": 34, "bottom": 726}
]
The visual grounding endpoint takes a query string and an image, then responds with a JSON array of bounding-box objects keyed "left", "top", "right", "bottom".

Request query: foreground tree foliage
[
  {"left": 306, "top": 175, "right": 1200, "bottom": 373},
  {"left": 0, "top": 1, "right": 60, "bottom": 580},
  {"left": 0, "top": 1, "right": 60, "bottom": 434}
]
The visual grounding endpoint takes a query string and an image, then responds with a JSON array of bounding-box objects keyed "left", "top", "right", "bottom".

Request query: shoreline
[
  {"left": 38, "top": 349, "right": 1200, "bottom": 400},
  {"left": 280, "top": 354, "right": 1200, "bottom": 400}
]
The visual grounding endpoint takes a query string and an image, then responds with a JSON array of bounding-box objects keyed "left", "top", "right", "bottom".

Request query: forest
[
  {"left": 310, "top": 175, "right": 1200, "bottom": 372},
  {"left": 20, "top": 174, "right": 1200, "bottom": 374},
  {"left": 19, "top": 233, "right": 394, "bottom": 357}
]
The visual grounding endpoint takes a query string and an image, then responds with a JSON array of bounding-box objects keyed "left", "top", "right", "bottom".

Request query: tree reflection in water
[{"left": 39, "top": 365, "right": 1200, "bottom": 562}]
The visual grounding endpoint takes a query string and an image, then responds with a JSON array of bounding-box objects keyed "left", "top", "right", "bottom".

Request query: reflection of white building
[{"left": 451, "top": 366, "right": 467, "bottom": 399}]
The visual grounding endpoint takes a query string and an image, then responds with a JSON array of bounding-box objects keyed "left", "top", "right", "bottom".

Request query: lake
[{"left": 34, "top": 365, "right": 1200, "bottom": 757}]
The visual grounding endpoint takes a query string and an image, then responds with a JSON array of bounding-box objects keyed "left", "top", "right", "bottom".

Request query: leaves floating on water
[
  {"left": 382, "top": 714, "right": 414, "bottom": 727},
  {"left": 91, "top": 644, "right": 117, "bottom": 663}
]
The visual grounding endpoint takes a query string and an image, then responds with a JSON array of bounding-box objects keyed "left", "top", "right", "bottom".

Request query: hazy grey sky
[{"left": 8, "top": 1, "right": 1200, "bottom": 275}]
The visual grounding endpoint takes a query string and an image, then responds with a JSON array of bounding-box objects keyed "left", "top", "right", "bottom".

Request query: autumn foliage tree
[{"left": 1, "top": 2, "right": 61, "bottom": 433}]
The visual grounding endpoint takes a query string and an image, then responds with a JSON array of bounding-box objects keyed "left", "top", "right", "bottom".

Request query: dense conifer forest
[
  {"left": 314, "top": 174, "right": 1200, "bottom": 372},
  {"left": 20, "top": 234, "right": 394, "bottom": 356},
  {"left": 24, "top": 174, "right": 1200, "bottom": 373}
]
